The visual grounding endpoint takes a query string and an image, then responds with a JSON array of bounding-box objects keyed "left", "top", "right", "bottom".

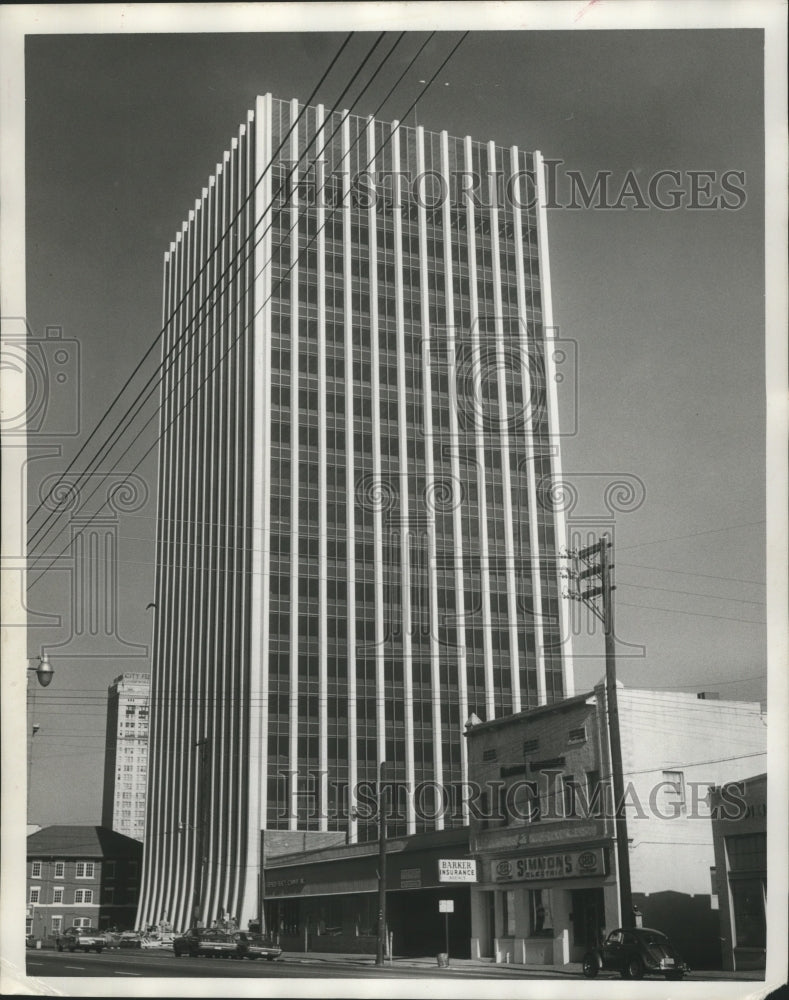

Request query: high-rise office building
[
  {"left": 101, "top": 672, "right": 150, "bottom": 841},
  {"left": 137, "top": 94, "right": 574, "bottom": 930}
]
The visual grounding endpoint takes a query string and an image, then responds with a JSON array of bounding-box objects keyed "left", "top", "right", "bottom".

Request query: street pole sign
[
  {"left": 438, "top": 859, "right": 477, "bottom": 882},
  {"left": 438, "top": 900, "right": 454, "bottom": 963}
]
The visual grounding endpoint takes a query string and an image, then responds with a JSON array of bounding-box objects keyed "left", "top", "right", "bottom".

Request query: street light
[
  {"left": 27, "top": 653, "right": 54, "bottom": 823},
  {"left": 27, "top": 652, "right": 54, "bottom": 687}
]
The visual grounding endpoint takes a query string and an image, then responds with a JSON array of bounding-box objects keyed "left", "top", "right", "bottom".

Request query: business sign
[
  {"left": 438, "top": 859, "right": 478, "bottom": 883},
  {"left": 439, "top": 899, "right": 455, "bottom": 913},
  {"left": 492, "top": 847, "right": 605, "bottom": 884},
  {"left": 400, "top": 867, "right": 422, "bottom": 889}
]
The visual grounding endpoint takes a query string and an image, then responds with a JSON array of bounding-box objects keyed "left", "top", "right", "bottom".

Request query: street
[
  {"left": 25, "top": 949, "right": 539, "bottom": 980},
  {"left": 25, "top": 949, "right": 765, "bottom": 982}
]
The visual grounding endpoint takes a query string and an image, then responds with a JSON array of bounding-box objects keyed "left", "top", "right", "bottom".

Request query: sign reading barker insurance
[
  {"left": 492, "top": 847, "right": 606, "bottom": 883},
  {"left": 438, "top": 859, "right": 478, "bottom": 883}
]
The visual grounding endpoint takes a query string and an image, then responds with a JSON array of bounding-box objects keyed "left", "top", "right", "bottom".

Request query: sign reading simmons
[{"left": 492, "top": 848, "right": 605, "bottom": 883}]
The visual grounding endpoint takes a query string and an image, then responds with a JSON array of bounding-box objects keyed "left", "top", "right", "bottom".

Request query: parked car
[
  {"left": 172, "top": 927, "right": 239, "bottom": 958},
  {"left": 56, "top": 926, "right": 106, "bottom": 953},
  {"left": 582, "top": 927, "right": 690, "bottom": 980},
  {"left": 233, "top": 932, "right": 282, "bottom": 961}
]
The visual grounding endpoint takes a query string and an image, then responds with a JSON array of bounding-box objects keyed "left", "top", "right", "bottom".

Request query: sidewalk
[
  {"left": 280, "top": 951, "right": 764, "bottom": 980},
  {"left": 281, "top": 951, "right": 582, "bottom": 976}
]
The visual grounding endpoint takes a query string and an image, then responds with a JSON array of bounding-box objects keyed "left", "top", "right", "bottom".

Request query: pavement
[
  {"left": 282, "top": 951, "right": 581, "bottom": 976},
  {"left": 280, "top": 950, "right": 765, "bottom": 980}
]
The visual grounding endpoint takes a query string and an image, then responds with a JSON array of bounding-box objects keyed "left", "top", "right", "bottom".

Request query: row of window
[
  {"left": 29, "top": 887, "right": 99, "bottom": 904},
  {"left": 29, "top": 860, "right": 138, "bottom": 880}
]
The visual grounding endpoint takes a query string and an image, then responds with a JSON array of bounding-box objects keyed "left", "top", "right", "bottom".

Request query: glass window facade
[{"left": 140, "top": 93, "right": 574, "bottom": 932}]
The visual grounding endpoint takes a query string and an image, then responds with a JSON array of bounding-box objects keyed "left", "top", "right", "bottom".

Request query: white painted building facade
[{"left": 466, "top": 682, "right": 766, "bottom": 969}]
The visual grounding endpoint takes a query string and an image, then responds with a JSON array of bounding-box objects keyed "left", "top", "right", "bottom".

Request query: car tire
[
  {"left": 582, "top": 954, "right": 599, "bottom": 978},
  {"left": 626, "top": 957, "right": 645, "bottom": 980},
  {"left": 266, "top": 955, "right": 276, "bottom": 962},
  {"left": 95, "top": 947, "right": 103, "bottom": 953}
]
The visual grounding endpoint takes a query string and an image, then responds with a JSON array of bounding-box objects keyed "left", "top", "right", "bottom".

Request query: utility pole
[
  {"left": 563, "top": 534, "right": 633, "bottom": 928},
  {"left": 376, "top": 760, "right": 388, "bottom": 967}
]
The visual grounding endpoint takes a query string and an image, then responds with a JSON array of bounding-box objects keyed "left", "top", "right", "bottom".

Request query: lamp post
[
  {"left": 27, "top": 653, "right": 54, "bottom": 688},
  {"left": 27, "top": 654, "right": 54, "bottom": 821},
  {"left": 376, "top": 760, "right": 388, "bottom": 967}
]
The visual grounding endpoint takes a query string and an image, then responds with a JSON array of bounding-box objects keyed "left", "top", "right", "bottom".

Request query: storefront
[
  {"left": 711, "top": 773, "right": 767, "bottom": 971},
  {"left": 264, "top": 827, "right": 474, "bottom": 957},
  {"left": 470, "top": 829, "right": 619, "bottom": 964}
]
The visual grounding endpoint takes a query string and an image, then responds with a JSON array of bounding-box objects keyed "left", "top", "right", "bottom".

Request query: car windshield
[{"left": 640, "top": 932, "right": 669, "bottom": 946}]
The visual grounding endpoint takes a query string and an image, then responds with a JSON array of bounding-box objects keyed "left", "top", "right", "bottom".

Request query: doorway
[{"left": 571, "top": 888, "right": 605, "bottom": 951}]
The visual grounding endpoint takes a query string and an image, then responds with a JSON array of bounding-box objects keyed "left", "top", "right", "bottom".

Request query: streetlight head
[{"left": 35, "top": 654, "right": 54, "bottom": 688}]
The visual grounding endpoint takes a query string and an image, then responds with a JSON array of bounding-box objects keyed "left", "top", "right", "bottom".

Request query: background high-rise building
[
  {"left": 137, "top": 94, "right": 574, "bottom": 930},
  {"left": 101, "top": 672, "right": 150, "bottom": 841}
]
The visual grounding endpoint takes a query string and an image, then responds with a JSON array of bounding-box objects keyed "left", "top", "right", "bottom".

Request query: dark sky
[{"left": 20, "top": 25, "right": 769, "bottom": 824}]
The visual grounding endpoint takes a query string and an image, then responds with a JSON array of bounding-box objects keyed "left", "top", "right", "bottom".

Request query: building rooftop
[{"left": 27, "top": 825, "right": 142, "bottom": 859}]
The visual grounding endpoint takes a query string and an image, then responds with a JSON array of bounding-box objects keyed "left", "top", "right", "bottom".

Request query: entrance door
[{"left": 571, "top": 889, "right": 605, "bottom": 951}]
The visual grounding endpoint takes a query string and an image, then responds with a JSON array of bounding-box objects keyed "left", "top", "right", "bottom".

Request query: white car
[{"left": 56, "top": 926, "right": 106, "bottom": 953}]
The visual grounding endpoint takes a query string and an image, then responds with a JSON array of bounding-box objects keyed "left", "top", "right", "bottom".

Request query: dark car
[
  {"left": 173, "top": 927, "right": 239, "bottom": 958},
  {"left": 56, "top": 926, "right": 106, "bottom": 953},
  {"left": 233, "top": 932, "right": 282, "bottom": 961},
  {"left": 582, "top": 927, "right": 690, "bottom": 980}
]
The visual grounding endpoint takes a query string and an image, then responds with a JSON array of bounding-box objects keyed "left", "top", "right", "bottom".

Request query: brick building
[{"left": 26, "top": 825, "right": 143, "bottom": 942}]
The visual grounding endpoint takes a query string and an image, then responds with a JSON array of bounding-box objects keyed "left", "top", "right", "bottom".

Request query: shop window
[{"left": 530, "top": 889, "right": 553, "bottom": 937}]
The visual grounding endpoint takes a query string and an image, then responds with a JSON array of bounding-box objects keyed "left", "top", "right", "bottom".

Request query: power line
[
  {"left": 618, "top": 600, "right": 766, "bottom": 625},
  {"left": 618, "top": 580, "right": 765, "bottom": 606},
  {"left": 27, "top": 32, "right": 470, "bottom": 589},
  {"left": 28, "top": 31, "right": 439, "bottom": 565},
  {"left": 26, "top": 32, "right": 450, "bottom": 579},
  {"left": 617, "top": 519, "right": 766, "bottom": 552},
  {"left": 26, "top": 31, "right": 386, "bottom": 553},
  {"left": 26, "top": 31, "right": 359, "bottom": 545},
  {"left": 617, "top": 560, "right": 765, "bottom": 587}
]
